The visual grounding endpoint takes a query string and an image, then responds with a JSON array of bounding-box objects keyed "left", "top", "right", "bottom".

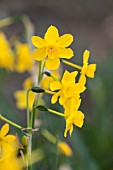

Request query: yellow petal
[
  {"left": 75, "top": 99, "right": 81, "bottom": 111},
  {"left": 57, "top": 34, "right": 73, "bottom": 47},
  {"left": 64, "top": 119, "right": 72, "bottom": 137},
  {"left": 64, "top": 85, "right": 78, "bottom": 98},
  {"left": 51, "top": 92, "right": 60, "bottom": 104},
  {"left": 44, "top": 25, "right": 59, "bottom": 45},
  {"left": 61, "top": 70, "right": 78, "bottom": 86},
  {"left": 41, "top": 76, "right": 53, "bottom": 89},
  {"left": 59, "top": 48, "right": 74, "bottom": 59},
  {"left": 83, "top": 50, "right": 90, "bottom": 65},
  {"left": 50, "top": 81, "right": 62, "bottom": 91},
  {"left": 4, "top": 135, "right": 16, "bottom": 142},
  {"left": 86, "top": 64, "right": 97, "bottom": 78},
  {"left": 32, "top": 48, "right": 47, "bottom": 61},
  {"left": 0, "top": 124, "right": 9, "bottom": 137},
  {"left": 59, "top": 94, "right": 67, "bottom": 105},
  {"left": 79, "top": 74, "right": 86, "bottom": 86},
  {"left": 45, "top": 58, "right": 60, "bottom": 70},
  {"left": 32, "top": 36, "right": 46, "bottom": 48},
  {"left": 74, "top": 111, "right": 84, "bottom": 128},
  {"left": 74, "top": 82, "right": 86, "bottom": 94},
  {"left": 69, "top": 125, "right": 73, "bottom": 136}
]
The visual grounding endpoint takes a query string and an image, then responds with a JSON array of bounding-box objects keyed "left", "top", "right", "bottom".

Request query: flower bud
[
  {"left": 37, "top": 105, "right": 48, "bottom": 111},
  {"left": 31, "top": 86, "right": 44, "bottom": 93}
]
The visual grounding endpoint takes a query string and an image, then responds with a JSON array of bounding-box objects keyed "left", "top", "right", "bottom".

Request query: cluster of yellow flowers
[
  {"left": 0, "top": 25, "right": 96, "bottom": 138},
  {"left": 31, "top": 25, "right": 96, "bottom": 137},
  {"left": 0, "top": 123, "right": 22, "bottom": 170}
]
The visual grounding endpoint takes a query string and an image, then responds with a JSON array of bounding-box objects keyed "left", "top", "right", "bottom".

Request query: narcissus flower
[
  {"left": 15, "top": 43, "right": 33, "bottom": 73},
  {"left": 81, "top": 50, "right": 96, "bottom": 78},
  {"left": 50, "top": 70, "right": 86, "bottom": 105},
  {"left": 32, "top": 25, "right": 74, "bottom": 70},
  {"left": 0, "top": 124, "right": 16, "bottom": 155},
  {"left": 0, "top": 32, "right": 14, "bottom": 70},
  {"left": 14, "top": 77, "right": 35, "bottom": 110},
  {"left": 64, "top": 99, "right": 84, "bottom": 137}
]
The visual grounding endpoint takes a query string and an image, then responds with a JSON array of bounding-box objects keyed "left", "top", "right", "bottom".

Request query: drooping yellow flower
[
  {"left": 0, "top": 124, "right": 16, "bottom": 155},
  {"left": 50, "top": 70, "right": 86, "bottom": 105},
  {"left": 32, "top": 25, "right": 74, "bottom": 70},
  {"left": 64, "top": 99, "right": 84, "bottom": 137},
  {"left": 15, "top": 43, "right": 33, "bottom": 73},
  {"left": 0, "top": 32, "right": 14, "bottom": 70},
  {"left": 58, "top": 141, "right": 72, "bottom": 156},
  {"left": 41, "top": 71, "right": 60, "bottom": 89},
  {"left": 14, "top": 77, "right": 35, "bottom": 110},
  {"left": 81, "top": 50, "right": 96, "bottom": 78}
]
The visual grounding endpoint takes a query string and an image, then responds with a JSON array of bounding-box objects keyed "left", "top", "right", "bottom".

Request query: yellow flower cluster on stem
[{"left": 31, "top": 25, "right": 97, "bottom": 137}]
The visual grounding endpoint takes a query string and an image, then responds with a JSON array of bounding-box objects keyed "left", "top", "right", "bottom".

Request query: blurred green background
[{"left": 0, "top": 0, "right": 113, "bottom": 170}]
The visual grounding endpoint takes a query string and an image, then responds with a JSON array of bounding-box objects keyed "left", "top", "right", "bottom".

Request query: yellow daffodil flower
[
  {"left": 0, "top": 124, "right": 16, "bottom": 155},
  {"left": 32, "top": 25, "right": 74, "bottom": 70},
  {"left": 14, "top": 77, "right": 35, "bottom": 110},
  {"left": 81, "top": 50, "right": 97, "bottom": 78},
  {"left": 50, "top": 70, "right": 86, "bottom": 105},
  {"left": 64, "top": 99, "right": 84, "bottom": 137},
  {"left": 58, "top": 141, "right": 72, "bottom": 156},
  {"left": 0, "top": 32, "right": 14, "bottom": 70},
  {"left": 15, "top": 43, "right": 33, "bottom": 73}
]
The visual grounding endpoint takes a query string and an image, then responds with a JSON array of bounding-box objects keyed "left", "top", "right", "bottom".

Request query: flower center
[{"left": 47, "top": 46, "right": 59, "bottom": 59}]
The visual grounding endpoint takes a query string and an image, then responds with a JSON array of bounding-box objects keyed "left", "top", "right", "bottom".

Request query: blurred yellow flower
[
  {"left": 81, "top": 50, "right": 97, "bottom": 78},
  {"left": 14, "top": 77, "right": 35, "bottom": 110},
  {"left": 0, "top": 32, "right": 14, "bottom": 70},
  {"left": 15, "top": 43, "right": 33, "bottom": 73},
  {"left": 58, "top": 141, "right": 72, "bottom": 157},
  {"left": 41, "top": 71, "right": 60, "bottom": 89},
  {"left": 64, "top": 99, "right": 84, "bottom": 137},
  {"left": 0, "top": 124, "right": 16, "bottom": 155},
  {"left": 23, "top": 77, "right": 33, "bottom": 89},
  {"left": 50, "top": 70, "right": 86, "bottom": 105},
  {"left": 32, "top": 25, "right": 74, "bottom": 70}
]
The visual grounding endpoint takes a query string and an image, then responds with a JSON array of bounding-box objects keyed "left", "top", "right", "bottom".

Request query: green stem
[
  {"left": 38, "top": 61, "right": 42, "bottom": 83},
  {"left": 31, "top": 94, "right": 40, "bottom": 128},
  {"left": 26, "top": 88, "right": 33, "bottom": 170},
  {"left": 0, "top": 17, "right": 14, "bottom": 28},
  {"left": 48, "top": 109, "right": 65, "bottom": 117},
  {"left": 26, "top": 88, "right": 31, "bottom": 128},
  {"left": 27, "top": 133, "right": 32, "bottom": 170},
  {"left": 31, "top": 60, "right": 43, "bottom": 128},
  {"left": 45, "top": 90, "right": 56, "bottom": 95},
  {"left": 61, "top": 59, "right": 82, "bottom": 70},
  {"left": 0, "top": 114, "right": 22, "bottom": 129}
]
